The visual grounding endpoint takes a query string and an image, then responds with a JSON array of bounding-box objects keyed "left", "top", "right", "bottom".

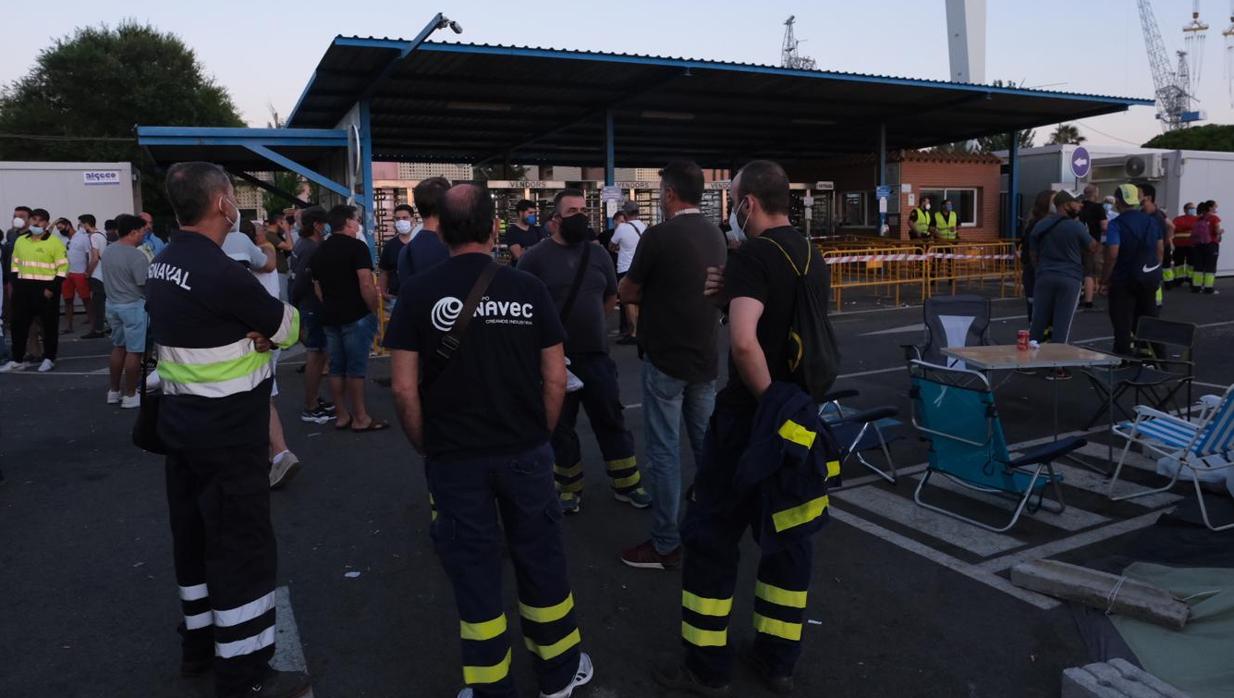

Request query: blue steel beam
[
  {"left": 358, "top": 99, "right": 376, "bottom": 260},
  {"left": 137, "top": 126, "right": 348, "bottom": 147},
  {"left": 243, "top": 144, "right": 352, "bottom": 200},
  {"left": 1007, "top": 132, "right": 1021, "bottom": 239}
]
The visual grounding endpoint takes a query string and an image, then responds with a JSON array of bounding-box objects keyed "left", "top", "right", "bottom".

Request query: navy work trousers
[{"left": 551, "top": 352, "right": 641, "bottom": 497}]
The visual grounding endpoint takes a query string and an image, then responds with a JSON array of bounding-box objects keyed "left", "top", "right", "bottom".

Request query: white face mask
[
  {"left": 924, "top": 203, "right": 932, "bottom": 211},
  {"left": 727, "top": 198, "right": 750, "bottom": 244},
  {"left": 394, "top": 219, "right": 413, "bottom": 235},
  {"left": 29, "top": 225, "right": 44, "bottom": 235},
  {"left": 355, "top": 224, "right": 365, "bottom": 240},
  {"left": 220, "top": 196, "right": 240, "bottom": 232},
  {"left": 12, "top": 217, "right": 25, "bottom": 229}
]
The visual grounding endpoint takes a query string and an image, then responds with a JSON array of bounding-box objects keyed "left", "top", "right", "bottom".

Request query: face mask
[
  {"left": 526, "top": 214, "right": 538, "bottom": 226},
  {"left": 924, "top": 203, "right": 932, "bottom": 211},
  {"left": 394, "top": 219, "right": 413, "bottom": 235},
  {"left": 29, "top": 225, "right": 44, "bottom": 236},
  {"left": 1185, "top": 208, "right": 1196, "bottom": 216},
  {"left": 356, "top": 224, "right": 365, "bottom": 239},
  {"left": 728, "top": 198, "right": 750, "bottom": 243},
  {"left": 1104, "top": 203, "right": 1115, "bottom": 213},
  {"left": 220, "top": 197, "right": 240, "bottom": 233},
  {"left": 323, "top": 223, "right": 332, "bottom": 237},
  {"left": 559, "top": 213, "right": 590, "bottom": 243},
  {"left": 12, "top": 217, "right": 24, "bottom": 229}
]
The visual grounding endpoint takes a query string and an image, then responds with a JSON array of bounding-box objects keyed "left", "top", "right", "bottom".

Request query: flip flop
[
  {"left": 334, "top": 418, "right": 353, "bottom": 430},
  {"left": 351, "top": 419, "right": 389, "bottom": 433}
]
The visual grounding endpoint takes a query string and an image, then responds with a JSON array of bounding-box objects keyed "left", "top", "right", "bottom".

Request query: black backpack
[{"left": 759, "top": 235, "right": 840, "bottom": 400}]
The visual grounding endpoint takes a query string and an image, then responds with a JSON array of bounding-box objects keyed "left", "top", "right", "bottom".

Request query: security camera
[{"left": 448, "top": 20, "right": 463, "bottom": 34}]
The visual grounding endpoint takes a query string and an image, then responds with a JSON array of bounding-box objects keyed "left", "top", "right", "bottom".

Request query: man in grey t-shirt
[
  {"left": 1028, "top": 190, "right": 1099, "bottom": 380},
  {"left": 518, "top": 188, "right": 649, "bottom": 514},
  {"left": 102, "top": 215, "right": 153, "bottom": 407}
]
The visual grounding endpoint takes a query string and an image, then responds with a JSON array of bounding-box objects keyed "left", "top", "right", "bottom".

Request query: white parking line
[
  {"left": 906, "top": 471, "right": 1108, "bottom": 532},
  {"left": 973, "top": 511, "right": 1164, "bottom": 575},
  {"left": 834, "top": 485, "right": 1025, "bottom": 556},
  {"left": 272, "top": 586, "right": 314, "bottom": 696}
]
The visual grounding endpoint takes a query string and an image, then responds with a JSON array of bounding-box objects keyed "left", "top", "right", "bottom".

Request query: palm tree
[{"left": 1048, "top": 123, "right": 1086, "bottom": 145}]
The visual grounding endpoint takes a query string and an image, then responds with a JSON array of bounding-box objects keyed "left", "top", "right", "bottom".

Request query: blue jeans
[
  {"left": 642, "top": 361, "right": 716, "bottom": 554},
  {"left": 325, "top": 314, "right": 377, "bottom": 378}
]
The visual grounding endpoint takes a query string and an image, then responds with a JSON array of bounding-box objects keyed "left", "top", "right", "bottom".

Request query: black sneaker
[
  {"left": 652, "top": 656, "right": 730, "bottom": 697},
  {"left": 317, "top": 399, "right": 336, "bottom": 414},
  {"left": 1204, "top": 288, "right": 1218, "bottom": 295},
  {"left": 81, "top": 330, "right": 106, "bottom": 339},
  {"left": 300, "top": 407, "right": 334, "bottom": 424},
  {"left": 245, "top": 669, "right": 311, "bottom": 698},
  {"left": 742, "top": 643, "right": 794, "bottom": 695},
  {"left": 1081, "top": 301, "right": 1094, "bottom": 310}
]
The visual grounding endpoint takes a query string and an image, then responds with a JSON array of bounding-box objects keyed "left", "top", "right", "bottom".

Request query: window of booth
[
  {"left": 841, "top": 191, "right": 875, "bottom": 227},
  {"left": 921, "top": 188, "right": 979, "bottom": 227}
]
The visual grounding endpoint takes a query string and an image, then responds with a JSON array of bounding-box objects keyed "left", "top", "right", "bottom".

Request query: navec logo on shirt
[{"left": 430, "top": 295, "right": 536, "bottom": 332}]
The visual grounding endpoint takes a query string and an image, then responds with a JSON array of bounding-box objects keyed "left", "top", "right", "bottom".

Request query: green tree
[
  {"left": 1048, "top": 123, "right": 1086, "bottom": 145},
  {"left": 260, "top": 107, "right": 317, "bottom": 216},
  {"left": 0, "top": 22, "right": 244, "bottom": 216},
  {"left": 1143, "top": 124, "right": 1234, "bottom": 151}
]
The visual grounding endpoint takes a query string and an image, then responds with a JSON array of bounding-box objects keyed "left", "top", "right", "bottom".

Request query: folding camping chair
[
  {"left": 819, "top": 389, "right": 900, "bottom": 484},
  {"left": 908, "top": 360, "right": 1086, "bottom": 532},
  {"left": 903, "top": 294, "right": 992, "bottom": 369},
  {"left": 1109, "top": 383, "right": 1234, "bottom": 531},
  {"left": 1082, "top": 317, "right": 1196, "bottom": 429}
]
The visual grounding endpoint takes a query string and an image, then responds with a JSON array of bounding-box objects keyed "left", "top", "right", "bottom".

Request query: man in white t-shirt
[
  {"left": 609, "top": 201, "right": 646, "bottom": 345},
  {"left": 77, "top": 215, "right": 110, "bottom": 339}
]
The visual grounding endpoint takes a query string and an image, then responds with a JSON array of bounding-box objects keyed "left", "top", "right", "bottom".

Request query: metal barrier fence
[{"left": 820, "top": 240, "right": 1021, "bottom": 311}]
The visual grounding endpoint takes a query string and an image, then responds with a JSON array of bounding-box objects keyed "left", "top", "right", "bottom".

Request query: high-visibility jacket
[
  {"left": 12, "top": 232, "right": 68, "bottom": 288},
  {"left": 934, "top": 211, "right": 959, "bottom": 240},
  {"left": 911, "top": 208, "right": 932, "bottom": 236}
]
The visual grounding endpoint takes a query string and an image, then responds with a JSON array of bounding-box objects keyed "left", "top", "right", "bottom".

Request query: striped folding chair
[{"left": 1109, "top": 384, "right": 1234, "bottom": 531}]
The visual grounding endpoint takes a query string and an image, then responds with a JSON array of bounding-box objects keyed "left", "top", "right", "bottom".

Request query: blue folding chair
[
  {"left": 1109, "top": 383, "right": 1234, "bottom": 531},
  {"left": 908, "top": 360, "right": 1086, "bottom": 532},
  {"left": 819, "top": 389, "right": 900, "bottom": 484}
]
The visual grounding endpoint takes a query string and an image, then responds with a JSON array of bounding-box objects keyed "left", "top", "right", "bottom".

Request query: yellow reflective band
[
  {"left": 17, "top": 272, "right": 56, "bottom": 280},
  {"left": 20, "top": 259, "right": 57, "bottom": 269},
  {"left": 777, "top": 420, "right": 816, "bottom": 449},
  {"left": 682, "top": 590, "right": 733, "bottom": 617},
  {"left": 826, "top": 460, "right": 841, "bottom": 479},
  {"left": 460, "top": 614, "right": 507, "bottom": 642},
  {"left": 681, "top": 621, "right": 727, "bottom": 647},
  {"left": 611, "top": 472, "right": 641, "bottom": 489},
  {"left": 554, "top": 462, "right": 583, "bottom": 478},
  {"left": 771, "top": 495, "right": 829, "bottom": 533},
  {"left": 519, "top": 593, "right": 574, "bottom": 624},
  {"left": 754, "top": 612, "right": 802, "bottom": 641},
  {"left": 605, "top": 457, "right": 636, "bottom": 471},
  {"left": 523, "top": 628, "right": 581, "bottom": 661},
  {"left": 755, "top": 581, "right": 808, "bottom": 609},
  {"left": 462, "top": 648, "right": 512, "bottom": 685}
]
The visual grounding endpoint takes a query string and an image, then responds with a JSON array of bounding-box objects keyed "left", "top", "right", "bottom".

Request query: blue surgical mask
[
  {"left": 526, "top": 214, "right": 538, "bottom": 226},
  {"left": 323, "top": 223, "right": 332, "bottom": 237},
  {"left": 29, "top": 225, "right": 44, "bottom": 235},
  {"left": 727, "top": 198, "right": 750, "bottom": 244},
  {"left": 1186, "top": 207, "right": 1197, "bottom": 216},
  {"left": 1103, "top": 203, "right": 1114, "bottom": 213}
]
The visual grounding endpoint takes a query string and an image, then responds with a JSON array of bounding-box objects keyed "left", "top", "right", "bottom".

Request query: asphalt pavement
[{"left": 1, "top": 279, "right": 1232, "bottom": 698}]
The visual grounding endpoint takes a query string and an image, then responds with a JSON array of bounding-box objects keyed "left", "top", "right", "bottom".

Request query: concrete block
[
  {"left": 1010, "top": 559, "right": 1190, "bottom": 629},
  {"left": 1061, "top": 661, "right": 1192, "bottom": 698}
]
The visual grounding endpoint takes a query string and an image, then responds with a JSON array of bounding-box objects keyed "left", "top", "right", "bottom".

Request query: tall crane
[
  {"left": 1183, "top": 0, "right": 1210, "bottom": 89},
  {"left": 1137, "top": 0, "right": 1202, "bottom": 131},
  {"left": 1223, "top": 1, "right": 1234, "bottom": 105},
  {"left": 781, "top": 16, "right": 817, "bottom": 70}
]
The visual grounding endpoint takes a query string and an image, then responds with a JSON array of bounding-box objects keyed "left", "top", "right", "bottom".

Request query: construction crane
[
  {"left": 781, "top": 16, "right": 817, "bottom": 70},
  {"left": 1136, "top": 0, "right": 1203, "bottom": 131},
  {"left": 1224, "top": 1, "right": 1234, "bottom": 105},
  {"left": 1183, "top": 0, "right": 1210, "bottom": 89}
]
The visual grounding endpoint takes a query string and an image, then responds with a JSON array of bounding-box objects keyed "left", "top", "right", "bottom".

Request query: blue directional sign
[{"left": 1070, "top": 146, "right": 1091, "bottom": 179}]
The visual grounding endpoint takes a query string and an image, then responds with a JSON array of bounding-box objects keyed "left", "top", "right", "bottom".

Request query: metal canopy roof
[{"left": 286, "top": 37, "right": 1152, "bottom": 168}]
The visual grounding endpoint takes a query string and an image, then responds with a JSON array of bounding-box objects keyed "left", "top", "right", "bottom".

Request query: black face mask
[
  {"left": 559, "top": 213, "right": 590, "bottom": 243},
  {"left": 1065, "top": 209, "right": 1080, "bottom": 220}
]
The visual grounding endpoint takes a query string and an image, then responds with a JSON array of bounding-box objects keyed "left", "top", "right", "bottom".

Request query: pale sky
[{"left": 3, "top": 0, "right": 1231, "bottom": 149}]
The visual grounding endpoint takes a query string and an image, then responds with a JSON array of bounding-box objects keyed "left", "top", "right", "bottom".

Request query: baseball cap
[
  {"left": 1115, "top": 183, "right": 1140, "bottom": 207},
  {"left": 1052, "top": 189, "right": 1079, "bottom": 208}
]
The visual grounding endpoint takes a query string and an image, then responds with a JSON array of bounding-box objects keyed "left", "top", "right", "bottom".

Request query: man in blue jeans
[
  {"left": 618, "top": 161, "right": 728, "bottom": 569},
  {"left": 306, "top": 205, "right": 387, "bottom": 432}
]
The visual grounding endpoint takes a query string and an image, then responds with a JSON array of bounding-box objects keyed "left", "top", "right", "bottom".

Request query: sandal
[
  {"left": 351, "top": 419, "right": 389, "bottom": 433},
  {"left": 334, "top": 418, "right": 353, "bottom": 430}
]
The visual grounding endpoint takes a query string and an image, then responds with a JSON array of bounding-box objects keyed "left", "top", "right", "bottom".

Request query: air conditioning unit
[{"left": 1124, "top": 154, "right": 1164, "bottom": 180}]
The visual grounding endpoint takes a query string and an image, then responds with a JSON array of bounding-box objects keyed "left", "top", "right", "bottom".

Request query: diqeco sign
[{"left": 83, "top": 170, "right": 121, "bottom": 186}]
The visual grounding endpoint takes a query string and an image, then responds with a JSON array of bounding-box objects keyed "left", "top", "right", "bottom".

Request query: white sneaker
[
  {"left": 145, "top": 370, "right": 161, "bottom": 392},
  {"left": 106, "top": 390, "right": 122, "bottom": 405},
  {"left": 540, "top": 652, "right": 594, "bottom": 698},
  {"left": 0, "top": 360, "right": 21, "bottom": 372},
  {"left": 120, "top": 393, "right": 141, "bottom": 409},
  {"left": 37, "top": 359, "right": 54, "bottom": 373},
  {"left": 269, "top": 451, "right": 301, "bottom": 489}
]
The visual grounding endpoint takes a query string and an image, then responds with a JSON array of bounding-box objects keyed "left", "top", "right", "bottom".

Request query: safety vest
[
  {"left": 12, "top": 233, "right": 68, "bottom": 282},
  {"left": 911, "top": 208, "right": 932, "bottom": 235},
  {"left": 934, "top": 211, "right": 959, "bottom": 240}
]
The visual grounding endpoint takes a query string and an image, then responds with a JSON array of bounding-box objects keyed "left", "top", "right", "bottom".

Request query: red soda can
[{"left": 1017, "top": 330, "right": 1029, "bottom": 350}]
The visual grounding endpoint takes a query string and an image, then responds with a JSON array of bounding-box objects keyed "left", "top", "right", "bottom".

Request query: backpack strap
[{"left": 758, "top": 235, "right": 810, "bottom": 277}]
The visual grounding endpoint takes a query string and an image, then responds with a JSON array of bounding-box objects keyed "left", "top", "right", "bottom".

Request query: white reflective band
[
  {"left": 213, "top": 591, "right": 275, "bottom": 628},
  {"left": 269, "top": 304, "right": 296, "bottom": 346},
  {"left": 185, "top": 611, "right": 213, "bottom": 630},
  {"left": 215, "top": 626, "right": 275, "bottom": 658},
  {"left": 159, "top": 369, "right": 272, "bottom": 399},
  {"left": 18, "top": 273, "right": 56, "bottom": 281},
  {"left": 179, "top": 583, "right": 209, "bottom": 601},
  {"left": 159, "top": 336, "right": 257, "bottom": 366}
]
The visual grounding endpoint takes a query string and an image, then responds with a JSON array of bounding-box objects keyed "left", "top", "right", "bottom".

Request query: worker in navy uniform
[
  {"left": 385, "top": 183, "right": 594, "bottom": 698},
  {"left": 145, "top": 162, "right": 308, "bottom": 698},
  {"left": 656, "top": 161, "right": 839, "bottom": 696}
]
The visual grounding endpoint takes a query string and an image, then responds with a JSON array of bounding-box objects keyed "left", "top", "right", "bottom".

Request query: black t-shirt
[
  {"left": 504, "top": 224, "right": 546, "bottom": 265},
  {"left": 378, "top": 235, "right": 408, "bottom": 295},
  {"left": 308, "top": 234, "right": 373, "bottom": 326},
  {"left": 383, "top": 253, "right": 566, "bottom": 461},
  {"left": 625, "top": 212, "right": 728, "bottom": 383},
  {"left": 720, "top": 226, "right": 830, "bottom": 409},
  {"left": 1079, "top": 201, "right": 1106, "bottom": 243},
  {"left": 517, "top": 240, "right": 617, "bottom": 355}
]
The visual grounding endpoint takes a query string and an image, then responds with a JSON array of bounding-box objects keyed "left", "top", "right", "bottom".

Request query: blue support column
[
  {"left": 878, "top": 122, "right": 887, "bottom": 236},
  {"left": 1007, "top": 131, "right": 1020, "bottom": 239},
  {"left": 359, "top": 99, "right": 376, "bottom": 260}
]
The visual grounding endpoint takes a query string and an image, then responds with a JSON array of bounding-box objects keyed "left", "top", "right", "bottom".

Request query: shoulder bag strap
[
  {"left": 559, "top": 242, "right": 592, "bottom": 322},
  {"left": 424, "top": 262, "right": 499, "bottom": 390}
]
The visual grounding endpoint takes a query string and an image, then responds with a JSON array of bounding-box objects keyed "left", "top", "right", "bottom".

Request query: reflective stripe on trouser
[
  {"left": 427, "top": 443, "right": 581, "bottom": 698},
  {"left": 550, "top": 353, "right": 640, "bottom": 496},
  {"left": 680, "top": 401, "right": 818, "bottom": 684},
  {"left": 1192, "top": 243, "right": 1220, "bottom": 289},
  {"left": 166, "top": 444, "right": 276, "bottom": 694}
]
